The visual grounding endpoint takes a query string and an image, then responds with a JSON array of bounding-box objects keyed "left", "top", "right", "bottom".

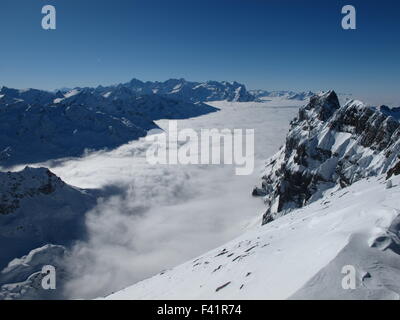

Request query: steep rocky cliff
[{"left": 254, "top": 91, "right": 400, "bottom": 224}]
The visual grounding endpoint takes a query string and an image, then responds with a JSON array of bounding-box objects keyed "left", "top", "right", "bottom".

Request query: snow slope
[
  {"left": 105, "top": 174, "right": 400, "bottom": 300},
  {"left": 0, "top": 245, "right": 69, "bottom": 300},
  {"left": 0, "top": 167, "right": 97, "bottom": 270}
]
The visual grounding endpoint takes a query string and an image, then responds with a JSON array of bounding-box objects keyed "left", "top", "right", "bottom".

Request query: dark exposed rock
[
  {"left": 262, "top": 211, "right": 275, "bottom": 225},
  {"left": 387, "top": 160, "right": 400, "bottom": 180},
  {"left": 252, "top": 187, "right": 266, "bottom": 197}
]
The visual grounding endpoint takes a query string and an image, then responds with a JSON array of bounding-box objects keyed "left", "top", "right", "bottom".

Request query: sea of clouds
[{"left": 31, "top": 101, "right": 298, "bottom": 299}]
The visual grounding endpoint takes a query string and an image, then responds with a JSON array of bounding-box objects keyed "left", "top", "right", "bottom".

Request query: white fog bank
[{"left": 17, "top": 101, "right": 299, "bottom": 298}]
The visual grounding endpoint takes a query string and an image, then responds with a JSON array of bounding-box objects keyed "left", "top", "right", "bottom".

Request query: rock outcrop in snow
[
  {"left": 254, "top": 91, "right": 400, "bottom": 224},
  {"left": 0, "top": 167, "right": 65, "bottom": 215}
]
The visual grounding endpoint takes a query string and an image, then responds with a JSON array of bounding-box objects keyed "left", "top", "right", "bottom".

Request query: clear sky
[{"left": 1, "top": 0, "right": 399, "bottom": 103}]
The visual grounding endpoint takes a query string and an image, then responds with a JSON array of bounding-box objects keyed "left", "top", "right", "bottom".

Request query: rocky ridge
[{"left": 253, "top": 91, "right": 400, "bottom": 224}]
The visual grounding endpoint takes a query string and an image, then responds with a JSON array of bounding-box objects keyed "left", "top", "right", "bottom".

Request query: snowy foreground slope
[{"left": 105, "top": 174, "right": 400, "bottom": 300}]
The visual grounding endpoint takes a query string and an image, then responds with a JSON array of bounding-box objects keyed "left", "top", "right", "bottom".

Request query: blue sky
[{"left": 1, "top": 0, "right": 399, "bottom": 102}]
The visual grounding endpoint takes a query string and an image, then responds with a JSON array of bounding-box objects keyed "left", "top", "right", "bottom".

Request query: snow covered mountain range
[
  {"left": 105, "top": 174, "right": 400, "bottom": 299},
  {"left": 249, "top": 90, "right": 315, "bottom": 101},
  {"left": 0, "top": 83, "right": 218, "bottom": 166}
]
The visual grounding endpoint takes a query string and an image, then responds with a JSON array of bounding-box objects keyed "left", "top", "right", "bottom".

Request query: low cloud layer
[
  {"left": 61, "top": 151, "right": 262, "bottom": 298},
  {"left": 42, "top": 103, "right": 297, "bottom": 299}
]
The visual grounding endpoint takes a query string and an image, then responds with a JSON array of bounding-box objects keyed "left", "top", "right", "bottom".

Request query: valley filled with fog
[{"left": 15, "top": 101, "right": 298, "bottom": 298}]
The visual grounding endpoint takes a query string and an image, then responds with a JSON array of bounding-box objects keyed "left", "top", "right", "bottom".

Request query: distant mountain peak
[{"left": 121, "top": 78, "right": 255, "bottom": 103}]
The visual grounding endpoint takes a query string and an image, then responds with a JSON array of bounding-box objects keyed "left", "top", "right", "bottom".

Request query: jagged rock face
[
  {"left": 0, "top": 244, "right": 68, "bottom": 300},
  {"left": 257, "top": 91, "right": 400, "bottom": 224}
]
